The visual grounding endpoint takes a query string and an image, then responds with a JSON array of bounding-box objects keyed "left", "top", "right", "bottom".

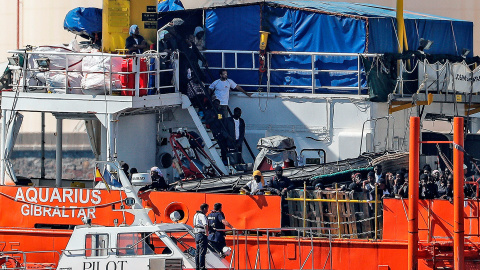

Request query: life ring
[{"left": 0, "top": 256, "right": 20, "bottom": 269}]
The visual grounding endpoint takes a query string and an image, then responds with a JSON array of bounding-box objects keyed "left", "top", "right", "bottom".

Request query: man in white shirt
[
  {"left": 193, "top": 203, "right": 209, "bottom": 270},
  {"left": 209, "top": 69, "right": 252, "bottom": 118},
  {"left": 241, "top": 170, "right": 265, "bottom": 195}
]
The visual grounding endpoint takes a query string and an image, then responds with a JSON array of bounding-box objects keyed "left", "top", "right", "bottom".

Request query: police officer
[
  {"left": 193, "top": 203, "right": 209, "bottom": 270},
  {"left": 207, "top": 203, "right": 233, "bottom": 255}
]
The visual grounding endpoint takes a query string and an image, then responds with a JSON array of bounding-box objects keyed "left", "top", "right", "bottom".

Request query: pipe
[
  {"left": 16, "top": 0, "right": 20, "bottom": 49},
  {"left": 41, "top": 112, "right": 45, "bottom": 179},
  {"left": 303, "top": 181, "right": 307, "bottom": 237},
  {"left": 55, "top": 118, "right": 63, "bottom": 187},
  {"left": 1, "top": 110, "right": 6, "bottom": 185},
  {"left": 408, "top": 116, "right": 420, "bottom": 270},
  {"left": 453, "top": 117, "right": 464, "bottom": 270},
  {"left": 396, "top": 0, "right": 405, "bottom": 53}
]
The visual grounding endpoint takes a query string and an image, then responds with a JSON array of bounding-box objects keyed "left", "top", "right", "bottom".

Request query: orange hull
[{"left": 0, "top": 186, "right": 479, "bottom": 269}]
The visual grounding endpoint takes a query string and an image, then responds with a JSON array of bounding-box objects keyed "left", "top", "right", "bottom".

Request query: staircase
[{"left": 182, "top": 95, "right": 228, "bottom": 175}]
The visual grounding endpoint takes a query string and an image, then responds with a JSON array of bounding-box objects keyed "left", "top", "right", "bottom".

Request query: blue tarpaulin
[
  {"left": 158, "top": 0, "right": 185, "bottom": 13},
  {"left": 63, "top": 7, "right": 102, "bottom": 38},
  {"left": 204, "top": 1, "right": 473, "bottom": 93}
]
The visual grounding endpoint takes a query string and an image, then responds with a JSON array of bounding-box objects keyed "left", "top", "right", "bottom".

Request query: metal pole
[
  {"left": 335, "top": 183, "right": 341, "bottom": 238},
  {"left": 357, "top": 56, "right": 362, "bottom": 95},
  {"left": 453, "top": 117, "right": 464, "bottom": 270},
  {"left": 375, "top": 183, "right": 378, "bottom": 240},
  {"left": 55, "top": 118, "right": 63, "bottom": 187},
  {"left": 408, "top": 116, "right": 420, "bottom": 270},
  {"left": 303, "top": 181, "right": 307, "bottom": 237},
  {"left": 40, "top": 112, "right": 45, "bottom": 179},
  {"left": 0, "top": 110, "right": 6, "bottom": 185}
]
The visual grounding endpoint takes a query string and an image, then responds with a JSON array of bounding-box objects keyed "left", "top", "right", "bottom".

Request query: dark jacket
[
  {"left": 268, "top": 176, "right": 295, "bottom": 194},
  {"left": 224, "top": 117, "right": 245, "bottom": 146},
  {"left": 125, "top": 35, "right": 146, "bottom": 54}
]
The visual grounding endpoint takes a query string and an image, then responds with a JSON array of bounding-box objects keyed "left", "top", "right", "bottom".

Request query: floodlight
[
  {"left": 462, "top": 48, "right": 471, "bottom": 58},
  {"left": 35, "top": 57, "right": 50, "bottom": 71},
  {"left": 418, "top": 38, "right": 433, "bottom": 51},
  {"left": 7, "top": 56, "right": 19, "bottom": 66}
]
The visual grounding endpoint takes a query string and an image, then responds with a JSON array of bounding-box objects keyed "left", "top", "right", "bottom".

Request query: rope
[
  {"left": 287, "top": 213, "right": 382, "bottom": 226},
  {"left": 450, "top": 21, "right": 459, "bottom": 56}
]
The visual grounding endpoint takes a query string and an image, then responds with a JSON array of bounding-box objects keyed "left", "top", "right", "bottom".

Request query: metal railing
[
  {"left": 203, "top": 50, "right": 379, "bottom": 95},
  {"left": 7, "top": 48, "right": 380, "bottom": 97},
  {"left": 7, "top": 49, "right": 176, "bottom": 96},
  {"left": 220, "top": 227, "right": 335, "bottom": 270},
  {"left": 0, "top": 250, "right": 60, "bottom": 270},
  {"left": 285, "top": 183, "right": 383, "bottom": 240}
]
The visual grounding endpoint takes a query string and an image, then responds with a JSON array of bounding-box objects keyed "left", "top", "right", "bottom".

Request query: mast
[{"left": 396, "top": 0, "right": 406, "bottom": 53}]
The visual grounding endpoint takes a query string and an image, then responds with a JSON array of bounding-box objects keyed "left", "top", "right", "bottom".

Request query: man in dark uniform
[
  {"left": 193, "top": 203, "right": 209, "bottom": 270},
  {"left": 207, "top": 203, "right": 233, "bottom": 255}
]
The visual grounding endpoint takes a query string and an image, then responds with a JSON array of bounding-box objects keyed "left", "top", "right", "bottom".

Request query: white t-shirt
[
  {"left": 234, "top": 118, "right": 240, "bottom": 140},
  {"left": 193, "top": 212, "right": 207, "bottom": 233},
  {"left": 209, "top": 79, "right": 237, "bottom": 105},
  {"left": 246, "top": 180, "right": 264, "bottom": 195}
]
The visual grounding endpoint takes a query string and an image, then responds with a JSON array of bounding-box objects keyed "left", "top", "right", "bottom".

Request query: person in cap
[
  {"left": 193, "top": 26, "right": 205, "bottom": 51},
  {"left": 241, "top": 170, "right": 265, "bottom": 195},
  {"left": 139, "top": 166, "right": 169, "bottom": 192},
  {"left": 267, "top": 166, "right": 294, "bottom": 197},
  {"left": 126, "top": 24, "right": 148, "bottom": 54},
  {"left": 193, "top": 203, "right": 209, "bottom": 270},
  {"left": 207, "top": 203, "right": 233, "bottom": 255}
]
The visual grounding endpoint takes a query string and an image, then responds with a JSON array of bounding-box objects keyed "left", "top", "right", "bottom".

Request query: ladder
[{"left": 182, "top": 95, "right": 228, "bottom": 175}]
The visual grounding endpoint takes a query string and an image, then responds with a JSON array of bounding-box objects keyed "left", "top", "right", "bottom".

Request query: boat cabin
[{"left": 57, "top": 223, "right": 228, "bottom": 270}]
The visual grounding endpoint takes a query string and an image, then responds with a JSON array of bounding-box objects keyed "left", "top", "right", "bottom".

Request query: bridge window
[
  {"left": 116, "top": 232, "right": 171, "bottom": 256},
  {"left": 85, "top": 234, "right": 109, "bottom": 257}
]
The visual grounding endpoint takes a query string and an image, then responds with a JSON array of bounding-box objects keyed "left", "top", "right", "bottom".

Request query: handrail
[
  {"left": 7, "top": 50, "right": 175, "bottom": 96},
  {"left": 216, "top": 227, "right": 335, "bottom": 270},
  {"left": 203, "top": 50, "right": 380, "bottom": 95}
]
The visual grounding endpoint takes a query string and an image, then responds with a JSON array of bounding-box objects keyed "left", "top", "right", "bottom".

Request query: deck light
[
  {"left": 462, "top": 48, "right": 471, "bottom": 58},
  {"left": 418, "top": 38, "right": 433, "bottom": 51}
]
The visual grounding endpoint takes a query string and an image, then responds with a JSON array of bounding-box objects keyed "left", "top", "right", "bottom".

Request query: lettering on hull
[
  {"left": 83, "top": 261, "right": 127, "bottom": 270},
  {"left": 14, "top": 188, "right": 102, "bottom": 218}
]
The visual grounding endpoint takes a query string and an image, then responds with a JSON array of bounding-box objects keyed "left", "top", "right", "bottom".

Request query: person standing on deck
[
  {"left": 125, "top": 25, "right": 148, "bottom": 54},
  {"left": 207, "top": 203, "right": 233, "bottom": 256},
  {"left": 209, "top": 69, "right": 252, "bottom": 119},
  {"left": 193, "top": 203, "right": 209, "bottom": 270}
]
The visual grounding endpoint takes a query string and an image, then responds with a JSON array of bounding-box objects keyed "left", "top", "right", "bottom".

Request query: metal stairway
[{"left": 182, "top": 95, "right": 228, "bottom": 175}]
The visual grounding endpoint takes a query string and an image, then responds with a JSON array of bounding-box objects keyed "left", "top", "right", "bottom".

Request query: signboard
[
  {"left": 144, "top": 22, "right": 157, "bottom": 29},
  {"left": 146, "top": 6, "right": 156, "bottom": 12},
  {"left": 142, "top": 13, "right": 157, "bottom": 22}
]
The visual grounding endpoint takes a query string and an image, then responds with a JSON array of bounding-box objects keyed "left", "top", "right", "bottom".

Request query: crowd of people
[{"left": 314, "top": 163, "right": 480, "bottom": 201}]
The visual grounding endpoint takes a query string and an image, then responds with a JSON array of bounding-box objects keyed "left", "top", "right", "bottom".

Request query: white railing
[
  {"left": 203, "top": 50, "right": 379, "bottom": 95},
  {"left": 7, "top": 50, "right": 177, "bottom": 96}
]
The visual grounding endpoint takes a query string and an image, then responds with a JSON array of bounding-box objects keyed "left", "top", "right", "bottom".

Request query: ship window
[
  {"left": 116, "top": 232, "right": 171, "bottom": 256},
  {"left": 85, "top": 234, "right": 109, "bottom": 257}
]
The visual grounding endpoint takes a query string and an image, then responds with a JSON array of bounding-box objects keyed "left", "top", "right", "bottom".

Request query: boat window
[
  {"left": 116, "top": 233, "right": 172, "bottom": 256},
  {"left": 85, "top": 234, "right": 109, "bottom": 257}
]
